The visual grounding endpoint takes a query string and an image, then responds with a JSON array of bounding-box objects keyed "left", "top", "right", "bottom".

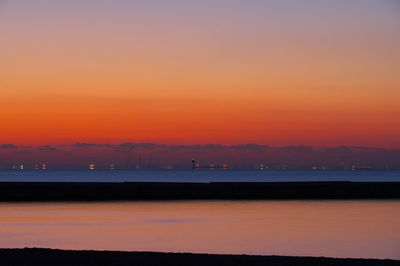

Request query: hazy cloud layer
[{"left": 0, "top": 144, "right": 18, "bottom": 149}]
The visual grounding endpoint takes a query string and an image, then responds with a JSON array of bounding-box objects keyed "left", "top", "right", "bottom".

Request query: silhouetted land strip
[
  {"left": 1, "top": 248, "right": 399, "bottom": 266},
  {"left": 0, "top": 181, "right": 399, "bottom": 201}
]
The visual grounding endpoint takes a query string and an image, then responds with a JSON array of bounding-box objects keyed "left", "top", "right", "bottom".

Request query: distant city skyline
[{"left": 1, "top": 142, "right": 399, "bottom": 170}]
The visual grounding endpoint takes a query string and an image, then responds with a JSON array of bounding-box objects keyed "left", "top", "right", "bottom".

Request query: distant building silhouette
[
  {"left": 126, "top": 146, "right": 134, "bottom": 169},
  {"left": 352, "top": 164, "right": 373, "bottom": 170}
]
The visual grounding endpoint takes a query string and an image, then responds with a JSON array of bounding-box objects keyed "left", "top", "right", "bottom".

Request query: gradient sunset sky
[{"left": 1, "top": 0, "right": 399, "bottom": 147}]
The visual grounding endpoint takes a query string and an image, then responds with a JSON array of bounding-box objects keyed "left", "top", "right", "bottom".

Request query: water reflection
[{"left": 0, "top": 200, "right": 399, "bottom": 259}]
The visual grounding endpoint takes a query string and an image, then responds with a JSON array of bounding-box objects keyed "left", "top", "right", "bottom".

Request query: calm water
[
  {"left": 0, "top": 170, "right": 399, "bottom": 182},
  {"left": 0, "top": 200, "right": 399, "bottom": 259}
]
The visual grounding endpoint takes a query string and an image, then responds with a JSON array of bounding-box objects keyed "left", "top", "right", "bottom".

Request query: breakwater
[{"left": 0, "top": 181, "right": 399, "bottom": 201}]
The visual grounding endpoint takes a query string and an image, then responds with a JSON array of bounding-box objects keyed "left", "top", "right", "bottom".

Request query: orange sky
[{"left": 0, "top": 1, "right": 399, "bottom": 147}]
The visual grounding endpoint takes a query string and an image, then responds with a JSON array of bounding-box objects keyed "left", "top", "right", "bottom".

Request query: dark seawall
[{"left": 0, "top": 181, "right": 399, "bottom": 201}]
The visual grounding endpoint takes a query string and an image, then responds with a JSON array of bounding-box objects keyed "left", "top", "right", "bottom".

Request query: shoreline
[
  {"left": 0, "top": 181, "right": 399, "bottom": 201},
  {"left": 0, "top": 248, "right": 399, "bottom": 266}
]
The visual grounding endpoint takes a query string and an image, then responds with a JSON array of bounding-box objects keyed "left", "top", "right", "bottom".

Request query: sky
[{"left": 0, "top": 0, "right": 399, "bottom": 147}]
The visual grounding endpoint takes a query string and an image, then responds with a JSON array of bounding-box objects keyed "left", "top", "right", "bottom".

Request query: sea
[
  {"left": 0, "top": 169, "right": 399, "bottom": 182},
  {"left": 0, "top": 170, "right": 399, "bottom": 259}
]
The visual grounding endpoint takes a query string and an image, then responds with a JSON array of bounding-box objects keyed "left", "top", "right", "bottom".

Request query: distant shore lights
[{"left": 34, "top": 163, "right": 47, "bottom": 170}]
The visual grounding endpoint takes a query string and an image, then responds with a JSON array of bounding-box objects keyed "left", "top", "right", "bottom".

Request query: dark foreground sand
[{"left": 0, "top": 248, "right": 399, "bottom": 266}]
